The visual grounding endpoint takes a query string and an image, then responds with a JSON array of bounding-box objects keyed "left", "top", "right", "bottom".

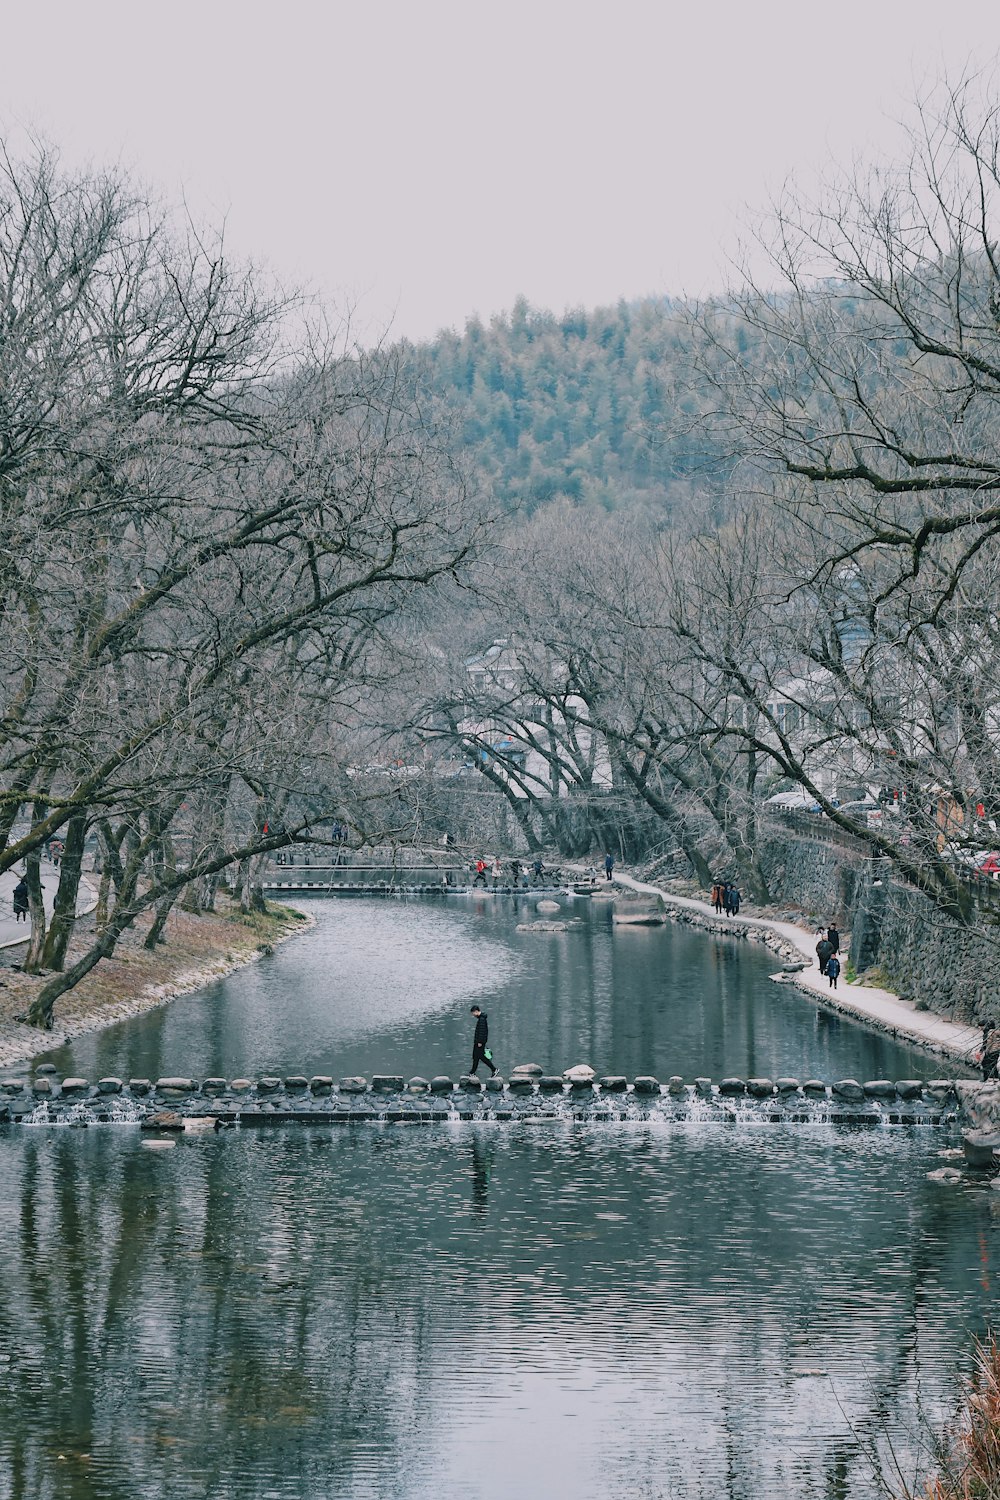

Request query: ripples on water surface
[{"left": 0, "top": 1123, "right": 996, "bottom": 1500}]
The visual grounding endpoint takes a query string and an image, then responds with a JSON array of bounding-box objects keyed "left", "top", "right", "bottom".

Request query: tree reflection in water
[{"left": 0, "top": 1123, "right": 995, "bottom": 1500}]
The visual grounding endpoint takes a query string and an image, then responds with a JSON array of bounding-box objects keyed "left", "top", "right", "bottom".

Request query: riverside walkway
[
  {"left": 0, "top": 862, "right": 97, "bottom": 952},
  {"left": 610, "top": 872, "right": 982, "bottom": 1065}
]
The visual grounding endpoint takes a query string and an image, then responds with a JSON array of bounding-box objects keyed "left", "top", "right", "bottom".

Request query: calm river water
[{"left": 2, "top": 894, "right": 992, "bottom": 1500}]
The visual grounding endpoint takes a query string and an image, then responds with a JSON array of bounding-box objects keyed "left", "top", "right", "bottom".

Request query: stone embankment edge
[
  {"left": 602, "top": 871, "right": 982, "bottom": 1068},
  {"left": 0, "top": 907, "right": 315, "bottom": 1072}
]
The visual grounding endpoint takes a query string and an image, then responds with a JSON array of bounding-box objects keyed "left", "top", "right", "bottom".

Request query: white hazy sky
[{"left": 0, "top": 0, "right": 997, "bottom": 343}]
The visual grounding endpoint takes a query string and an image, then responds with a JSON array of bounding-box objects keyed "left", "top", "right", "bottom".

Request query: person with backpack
[
  {"left": 12, "top": 877, "right": 29, "bottom": 922},
  {"left": 826, "top": 955, "right": 841, "bottom": 990},
  {"left": 816, "top": 936, "right": 834, "bottom": 973},
  {"left": 469, "top": 1006, "right": 498, "bottom": 1077}
]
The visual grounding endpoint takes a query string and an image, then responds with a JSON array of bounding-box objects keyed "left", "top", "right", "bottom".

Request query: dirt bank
[{"left": 0, "top": 898, "right": 311, "bottom": 1071}]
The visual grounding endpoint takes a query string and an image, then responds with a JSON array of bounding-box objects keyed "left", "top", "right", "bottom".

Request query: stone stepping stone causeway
[{"left": 0, "top": 1073, "right": 967, "bottom": 1130}]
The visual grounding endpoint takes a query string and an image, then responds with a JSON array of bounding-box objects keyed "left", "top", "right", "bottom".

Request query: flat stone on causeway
[
  {"left": 141, "top": 1111, "right": 184, "bottom": 1132},
  {"left": 60, "top": 1079, "right": 89, "bottom": 1096},
  {"left": 310, "top": 1077, "right": 334, "bottom": 1094},
  {"left": 97, "top": 1078, "right": 123, "bottom": 1095},
  {"left": 371, "top": 1076, "right": 404, "bottom": 1093},
  {"left": 31, "top": 1078, "right": 52, "bottom": 1095},
  {"left": 776, "top": 1079, "right": 800, "bottom": 1093},
  {"left": 803, "top": 1081, "right": 827, "bottom": 1095},
  {"left": 201, "top": 1078, "right": 228, "bottom": 1095},
  {"left": 128, "top": 1079, "right": 152, "bottom": 1095},
  {"left": 694, "top": 1078, "right": 713, "bottom": 1095},
  {"left": 633, "top": 1077, "right": 661, "bottom": 1094},
  {"left": 156, "top": 1077, "right": 195, "bottom": 1094},
  {"left": 747, "top": 1079, "right": 775, "bottom": 1097},
  {"left": 539, "top": 1077, "right": 566, "bottom": 1091},
  {"left": 459, "top": 1075, "right": 483, "bottom": 1092},
  {"left": 667, "top": 1077, "right": 686, "bottom": 1095},
  {"left": 509, "top": 1077, "right": 534, "bottom": 1092},
  {"left": 430, "top": 1077, "right": 454, "bottom": 1093},
  {"left": 338, "top": 1077, "right": 368, "bottom": 1093},
  {"left": 257, "top": 1078, "right": 282, "bottom": 1094},
  {"left": 485, "top": 1077, "right": 504, "bottom": 1092},
  {"left": 284, "top": 1076, "right": 309, "bottom": 1092},
  {"left": 832, "top": 1080, "right": 864, "bottom": 1101},
  {"left": 599, "top": 1077, "right": 628, "bottom": 1092},
  {"left": 863, "top": 1080, "right": 896, "bottom": 1098},
  {"left": 718, "top": 1078, "right": 746, "bottom": 1095},
  {"left": 895, "top": 1080, "right": 923, "bottom": 1099},
  {"left": 230, "top": 1079, "right": 253, "bottom": 1093}
]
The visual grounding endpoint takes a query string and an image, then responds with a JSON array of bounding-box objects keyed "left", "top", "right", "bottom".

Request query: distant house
[{"left": 461, "top": 638, "right": 612, "bottom": 801}]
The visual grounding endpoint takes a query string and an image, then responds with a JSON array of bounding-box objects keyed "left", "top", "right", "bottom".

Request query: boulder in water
[
  {"left": 563, "top": 1064, "right": 596, "bottom": 1082},
  {"left": 536, "top": 899, "right": 560, "bottom": 914}
]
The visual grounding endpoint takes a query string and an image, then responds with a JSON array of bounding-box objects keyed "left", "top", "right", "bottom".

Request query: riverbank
[
  {"left": 611, "top": 870, "right": 982, "bottom": 1067},
  {"left": 0, "top": 898, "right": 311, "bottom": 1070}
]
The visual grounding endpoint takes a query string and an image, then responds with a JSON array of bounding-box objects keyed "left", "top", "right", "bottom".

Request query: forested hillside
[{"left": 417, "top": 295, "right": 731, "bottom": 521}]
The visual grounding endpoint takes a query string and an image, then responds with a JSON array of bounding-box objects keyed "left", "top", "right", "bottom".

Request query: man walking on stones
[{"left": 469, "top": 1006, "right": 498, "bottom": 1077}]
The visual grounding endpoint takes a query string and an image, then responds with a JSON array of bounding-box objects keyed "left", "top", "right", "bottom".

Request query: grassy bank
[{"left": 0, "top": 897, "right": 311, "bottom": 1070}]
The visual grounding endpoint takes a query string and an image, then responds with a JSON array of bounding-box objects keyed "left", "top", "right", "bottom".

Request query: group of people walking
[
  {"left": 710, "top": 880, "right": 741, "bottom": 916},
  {"left": 815, "top": 926, "right": 842, "bottom": 989},
  {"left": 472, "top": 856, "right": 547, "bottom": 889}
]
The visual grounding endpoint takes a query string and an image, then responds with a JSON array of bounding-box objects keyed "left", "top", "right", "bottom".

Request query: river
[{"left": 1, "top": 893, "right": 993, "bottom": 1500}]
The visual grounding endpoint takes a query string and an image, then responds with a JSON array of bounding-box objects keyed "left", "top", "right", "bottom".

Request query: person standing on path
[
  {"left": 492, "top": 856, "right": 503, "bottom": 887},
  {"left": 469, "top": 1006, "right": 498, "bottom": 1077},
  {"left": 726, "top": 885, "right": 741, "bottom": 916},
  {"left": 711, "top": 882, "right": 722, "bottom": 913},
  {"left": 826, "top": 955, "right": 841, "bottom": 990},
  {"left": 473, "top": 858, "right": 488, "bottom": 888},
  {"left": 980, "top": 1022, "right": 1000, "bottom": 1081},
  {"left": 827, "top": 924, "right": 841, "bottom": 955},
  {"left": 816, "top": 936, "right": 834, "bottom": 973},
  {"left": 12, "top": 877, "right": 29, "bottom": 922},
  {"left": 532, "top": 857, "right": 544, "bottom": 886},
  {"left": 604, "top": 852, "right": 615, "bottom": 881}
]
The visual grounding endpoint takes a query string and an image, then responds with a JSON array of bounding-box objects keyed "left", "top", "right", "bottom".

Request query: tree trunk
[
  {"left": 22, "top": 840, "right": 48, "bottom": 974},
  {"left": 39, "top": 814, "right": 87, "bottom": 970},
  {"left": 143, "top": 892, "right": 178, "bottom": 950},
  {"left": 27, "top": 910, "right": 131, "bottom": 1028}
]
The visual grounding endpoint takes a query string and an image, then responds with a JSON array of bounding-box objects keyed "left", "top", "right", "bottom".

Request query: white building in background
[{"left": 461, "top": 638, "right": 613, "bottom": 800}]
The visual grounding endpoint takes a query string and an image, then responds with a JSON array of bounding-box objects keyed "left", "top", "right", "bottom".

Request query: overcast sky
[{"left": 0, "top": 1, "right": 997, "bottom": 344}]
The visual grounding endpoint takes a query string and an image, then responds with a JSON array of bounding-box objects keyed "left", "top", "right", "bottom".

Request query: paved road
[{"left": 0, "top": 862, "right": 96, "bottom": 951}]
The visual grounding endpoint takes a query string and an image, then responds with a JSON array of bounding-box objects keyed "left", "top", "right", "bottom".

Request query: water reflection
[
  {"left": 0, "top": 1124, "right": 995, "bottom": 1500},
  {"left": 42, "top": 897, "right": 967, "bottom": 1084}
]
